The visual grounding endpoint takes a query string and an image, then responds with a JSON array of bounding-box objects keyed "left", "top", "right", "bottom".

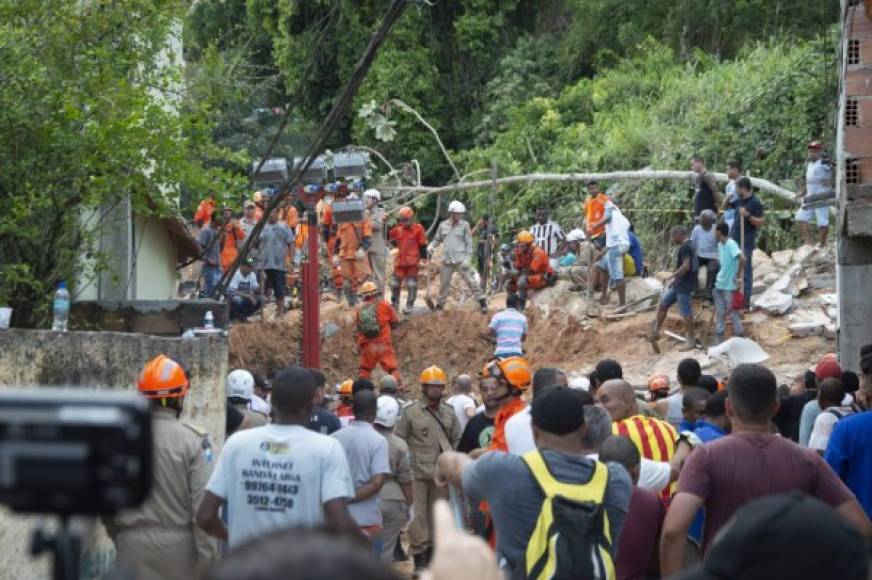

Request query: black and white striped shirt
[{"left": 530, "top": 221, "right": 566, "bottom": 256}]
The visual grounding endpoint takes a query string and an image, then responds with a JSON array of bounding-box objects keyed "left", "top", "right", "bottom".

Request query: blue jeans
[
  {"left": 597, "top": 244, "right": 628, "bottom": 284},
  {"left": 741, "top": 241, "right": 754, "bottom": 308},
  {"left": 714, "top": 288, "right": 743, "bottom": 338},
  {"left": 229, "top": 295, "right": 262, "bottom": 320},
  {"left": 201, "top": 264, "right": 222, "bottom": 297},
  {"left": 662, "top": 287, "right": 693, "bottom": 317}
]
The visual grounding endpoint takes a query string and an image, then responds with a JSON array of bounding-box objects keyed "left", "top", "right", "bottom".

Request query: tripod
[{"left": 32, "top": 516, "right": 82, "bottom": 580}]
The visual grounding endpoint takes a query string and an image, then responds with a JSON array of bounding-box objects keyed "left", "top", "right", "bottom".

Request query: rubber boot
[
  {"left": 405, "top": 286, "right": 418, "bottom": 315},
  {"left": 393, "top": 541, "right": 408, "bottom": 562},
  {"left": 413, "top": 553, "right": 427, "bottom": 573}
]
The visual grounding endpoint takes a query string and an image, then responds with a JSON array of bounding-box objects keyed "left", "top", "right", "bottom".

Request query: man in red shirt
[
  {"left": 509, "top": 231, "right": 555, "bottom": 311},
  {"left": 389, "top": 206, "right": 428, "bottom": 315},
  {"left": 660, "top": 363, "right": 872, "bottom": 576},
  {"left": 354, "top": 281, "right": 401, "bottom": 383}
]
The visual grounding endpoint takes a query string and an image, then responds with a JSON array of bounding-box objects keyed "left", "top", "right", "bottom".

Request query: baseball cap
[
  {"left": 814, "top": 356, "right": 841, "bottom": 381},
  {"left": 675, "top": 492, "right": 868, "bottom": 580},
  {"left": 374, "top": 395, "right": 400, "bottom": 428},
  {"left": 531, "top": 386, "right": 586, "bottom": 435}
]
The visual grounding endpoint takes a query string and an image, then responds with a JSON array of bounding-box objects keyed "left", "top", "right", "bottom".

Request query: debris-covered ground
[{"left": 227, "top": 244, "right": 836, "bottom": 394}]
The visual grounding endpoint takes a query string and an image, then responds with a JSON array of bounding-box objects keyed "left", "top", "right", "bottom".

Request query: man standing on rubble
[
  {"left": 589, "top": 197, "right": 631, "bottom": 307},
  {"left": 394, "top": 365, "right": 462, "bottom": 572},
  {"left": 430, "top": 200, "right": 488, "bottom": 313},
  {"left": 796, "top": 141, "right": 834, "bottom": 248},
  {"left": 354, "top": 281, "right": 402, "bottom": 383},
  {"left": 389, "top": 206, "right": 428, "bottom": 315},
  {"left": 729, "top": 176, "right": 764, "bottom": 309},
  {"left": 363, "top": 189, "right": 388, "bottom": 294}
]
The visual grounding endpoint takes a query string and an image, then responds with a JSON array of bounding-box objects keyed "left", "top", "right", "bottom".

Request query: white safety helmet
[
  {"left": 374, "top": 395, "right": 400, "bottom": 428},
  {"left": 448, "top": 200, "right": 466, "bottom": 214},
  {"left": 363, "top": 189, "right": 381, "bottom": 201},
  {"left": 226, "top": 369, "right": 255, "bottom": 400},
  {"left": 567, "top": 228, "right": 587, "bottom": 243}
]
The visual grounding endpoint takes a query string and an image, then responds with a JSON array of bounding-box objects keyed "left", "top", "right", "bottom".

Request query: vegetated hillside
[{"left": 186, "top": 1, "right": 840, "bottom": 264}]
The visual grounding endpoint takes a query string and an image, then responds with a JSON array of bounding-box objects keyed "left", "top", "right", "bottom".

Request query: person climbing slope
[{"left": 354, "top": 281, "right": 402, "bottom": 384}]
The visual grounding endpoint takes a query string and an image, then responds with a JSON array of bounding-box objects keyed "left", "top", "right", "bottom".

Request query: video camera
[{"left": 0, "top": 388, "right": 152, "bottom": 579}]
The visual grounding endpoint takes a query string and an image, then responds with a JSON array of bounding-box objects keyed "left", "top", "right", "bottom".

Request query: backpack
[
  {"left": 515, "top": 451, "right": 615, "bottom": 580},
  {"left": 357, "top": 303, "right": 382, "bottom": 338}
]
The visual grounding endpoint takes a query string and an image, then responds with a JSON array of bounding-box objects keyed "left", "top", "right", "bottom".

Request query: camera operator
[{"left": 103, "top": 355, "right": 218, "bottom": 579}]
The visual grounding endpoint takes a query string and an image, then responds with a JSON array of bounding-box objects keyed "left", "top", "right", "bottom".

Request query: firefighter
[
  {"left": 104, "top": 355, "right": 218, "bottom": 580},
  {"left": 508, "top": 230, "right": 556, "bottom": 310},
  {"left": 321, "top": 186, "right": 344, "bottom": 300},
  {"left": 430, "top": 200, "right": 488, "bottom": 313},
  {"left": 336, "top": 379, "right": 355, "bottom": 426},
  {"left": 333, "top": 187, "right": 373, "bottom": 306},
  {"left": 364, "top": 189, "right": 388, "bottom": 294},
  {"left": 355, "top": 281, "right": 402, "bottom": 382},
  {"left": 394, "top": 365, "right": 462, "bottom": 572},
  {"left": 389, "top": 206, "right": 429, "bottom": 315},
  {"left": 483, "top": 356, "right": 532, "bottom": 452}
]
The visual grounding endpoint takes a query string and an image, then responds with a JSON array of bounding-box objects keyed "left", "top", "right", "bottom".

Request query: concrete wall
[
  {"left": 0, "top": 329, "right": 227, "bottom": 580},
  {"left": 134, "top": 216, "right": 179, "bottom": 300}
]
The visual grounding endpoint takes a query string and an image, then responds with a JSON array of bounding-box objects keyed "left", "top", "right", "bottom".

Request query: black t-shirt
[
  {"left": 774, "top": 391, "right": 815, "bottom": 442},
  {"left": 729, "top": 194, "right": 764, "bottom": 246},
  {"left": 457, "top": 411, "right": 495, "bottom": 453},
  {"left": 307, "top": 406, "right": 341, "bottom": 435},
  {"left": 694, "top": 171, "right": 717, "bottom": 217},
  {"left": 674, "top": 240, "right": 698, "bottom": 294}
]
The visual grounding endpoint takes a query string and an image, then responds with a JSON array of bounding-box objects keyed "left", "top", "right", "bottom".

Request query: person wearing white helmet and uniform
[
  {"left": 363, "top": 189, "right": 388, "bottom": 294},
  {"left": 226, "top": 369, "right": 269, "bottom": 428},
  {"left": 559, "top": 228, "right": 588, "bottom": 290},
  {"left": 429, "top": 200, "right": 487, "bottom": 313},
  {"left": 373, "top": 395, "right": 414, "bottom": 564}
]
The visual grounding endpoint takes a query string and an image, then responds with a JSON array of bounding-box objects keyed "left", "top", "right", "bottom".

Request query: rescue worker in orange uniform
[
  {"left": 508, "top": 230, "right": 555, "bottom": 310},
  {"left": 104, "top": 355, "right": 218, "bottom": 579},
  {"left": 483, "top": 356, "right": 532, "bottom": 453},
  {"left": 321, "top": 188, "right": 344, "bottom": 300},
  {"left": 334, "top": 192, "right": 373, "bottom": 306},
  {"left": 388, "top": 206, "right": 429, "bottom": 315},
  {"left": 219, "top": 207, "right": 246, "bottom": 272},
  {"left": 336, "top": 379, "right": 355, "bottom": 427},
  {"left": 355, "top": 281, "right": 402, "bottom": 382}
]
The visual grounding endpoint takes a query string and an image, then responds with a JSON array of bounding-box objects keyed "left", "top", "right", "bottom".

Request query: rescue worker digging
[
  {"left": 389, "top": 206, "right": 428, "bottom": 315},
  {"left": 430, "top": 200, "right": 488, "bottom": 313},
  {"left": 394, "top": 365, "right": 462, "bottom": 573},
  {"left": 508, "top": 231, "right": 556, "bottom": 311},
  {"left": 355, "top": 281, "right": 402, "bottom": 383},
  {"left": 104, "top": 355, "right": 218, "bottom": 580}
]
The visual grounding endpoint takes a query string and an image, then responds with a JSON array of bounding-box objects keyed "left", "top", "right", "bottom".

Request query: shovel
[
  {"left": 423, "top": 262, "right": 436, "bottom": 311},
  {"left": 732, "top": 212, "right": 746, "bottom": 311}
]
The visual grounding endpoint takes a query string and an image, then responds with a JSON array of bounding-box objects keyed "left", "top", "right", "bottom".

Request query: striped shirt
[
  {"left": 488, "top": 308, "right": 527, "bottom": 358},
  {"left": 613, "top": 415, "right": 678, "bottom": 501},
  {"left": 530, "top": 221, "right": 565, "bottom": 257}
]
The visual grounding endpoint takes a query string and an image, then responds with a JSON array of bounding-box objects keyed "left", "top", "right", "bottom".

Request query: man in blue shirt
[
  {"left": 729, "top": 177, "right": 764, "bottom": 309},
  {"left": 825, "top": 355, "right": 872, "bottom": 517},
  {"left": 484, "top": 293, "right": 527, "bottom": 358},
  {"left": 693, "top": 391, "right": 730, "bottom": 443}
]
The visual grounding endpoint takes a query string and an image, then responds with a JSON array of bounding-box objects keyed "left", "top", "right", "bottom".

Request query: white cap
[
  {"left": 448, "top": 200, "right": 466, "bottom": 214},
  {"left": 569, "top": 376, "right": 590, "bottom": 391},
  {"left": 375, "top": 395, "right": 400, "bottom": 428},
  {"left": 363, "top": 189, "right": 381, "bottom": 201},
  {"left": 226, "top": 369, "right": 254, "bottom": 400},
  {"left": 567, "top": 228, "right": 587, "bottom": 242}
]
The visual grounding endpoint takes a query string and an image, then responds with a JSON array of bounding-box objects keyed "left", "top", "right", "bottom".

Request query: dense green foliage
[
  {"left": 185, "top": 0, "right": 839, "bottom": 265},
  {"left": 0, "top": 0, "right": 241, "bottom": 326}
]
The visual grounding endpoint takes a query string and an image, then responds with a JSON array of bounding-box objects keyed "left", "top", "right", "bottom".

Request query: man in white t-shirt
[
  {"left": 227, "top": 258, "right": 263, "bottom": 321},
  {"left": 796, "top": 141, "right": 834, "bottom": 248},
  {"left": 445, "top": 374, "right": 477, "bottom": 432},
  {"left": 809, "top": 378, "right": 854, "bottom": 453},
  {"left": 505, "top": 368, "right": 567, "bottom": 454},
  {"left": 589, "top": 199, "right": 631, "bottom": 307},
  {"left": 196, "top": 367, "right": 358, "bottom": 548}
]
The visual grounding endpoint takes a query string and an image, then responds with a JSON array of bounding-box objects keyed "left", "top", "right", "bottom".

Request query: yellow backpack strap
[{"left": 522, "top": 450, "right": 608, "bottom": 504}]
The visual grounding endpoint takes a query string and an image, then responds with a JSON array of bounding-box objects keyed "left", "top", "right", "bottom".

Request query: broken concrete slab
[
  {"left": 788, "top": 310, "right": 831, "bottom": 337},
  {"left": 624, "top": 277, "right": 663, "bottom": 303},
  {"left": 808, "top": 275, "right": 836, "bottom": 289},
  {"left": 753, "top": 261, "right": 779, "bottom": 281},
  {"left": 763, "top": 272, "right": 781, "bottom": 285},
  {"left": 771, "top": 249, "right": 794, "bottom": 268},
  {"left": 753, "top": 249, "right": 772, "bottom": 267},
  {"left": 792, "top": 244, "right": 815, "bottom": 265},
  {"left": 753, "top": 289, "right": 793, "bottom": 315}
]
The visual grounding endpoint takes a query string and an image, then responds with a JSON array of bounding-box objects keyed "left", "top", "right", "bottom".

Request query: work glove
[{"left": 356, "top": 248, "right": 366, "bottom": 260}]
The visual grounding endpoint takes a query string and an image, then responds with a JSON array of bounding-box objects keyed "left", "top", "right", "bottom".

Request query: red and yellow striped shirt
[{"left": 613, "top": 414, "right": 678, "bottom": 501}]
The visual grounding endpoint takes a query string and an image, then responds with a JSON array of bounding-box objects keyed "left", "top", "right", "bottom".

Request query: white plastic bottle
[
  {"left": 204, "top": 310, "right": 214, "bottom": 329},
  {"left": 52, "top": 281, "right": 70, "bottom": 332}
]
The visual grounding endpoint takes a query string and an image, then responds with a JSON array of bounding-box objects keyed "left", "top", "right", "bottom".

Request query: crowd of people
[{"left": 110, "top": 341, "right": 872, "bottom": 580}]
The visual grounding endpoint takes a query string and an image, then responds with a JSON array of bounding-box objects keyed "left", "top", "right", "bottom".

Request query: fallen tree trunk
[{"left": 381, "top": 170, "right": 799, "bottom": 208}]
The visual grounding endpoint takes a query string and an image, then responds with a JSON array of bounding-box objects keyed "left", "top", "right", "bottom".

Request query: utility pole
[{"left": 301, "top": 186, "right": 323, "bottom": 368}]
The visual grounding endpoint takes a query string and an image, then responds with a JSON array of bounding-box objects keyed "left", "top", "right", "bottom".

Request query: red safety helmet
[{"left": 138, "top": 355, "right": 189, "bottom": 400}]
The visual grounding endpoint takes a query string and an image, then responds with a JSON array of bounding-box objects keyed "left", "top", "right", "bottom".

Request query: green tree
[{"left": 0, "top": 0, "right": 241, "bottom": 327}]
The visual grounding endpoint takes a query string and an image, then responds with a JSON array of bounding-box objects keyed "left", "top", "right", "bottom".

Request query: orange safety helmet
[
  {"left": 482, "top": 356, "right": 532, "bottom": 390},
  {"left": 357, "top": 281, "right": 379, "bottom": 297},
  {"left": 339, "top": 379, "right": 354, "bottom": 397},
  {"left": 138, "top": 355, "right": 189, "bottom": 400},
  {"left": 420, "top": 365, "right": 448, "bottom": 386},
  {"left": 647, "top": 373, "right": 670, "bottom": 393},
  {"left": 516, "top": 230, "right": 534, "bottom": 245},
  {"left": 398, "top": 206, "right": 414, "bottom": 220}
]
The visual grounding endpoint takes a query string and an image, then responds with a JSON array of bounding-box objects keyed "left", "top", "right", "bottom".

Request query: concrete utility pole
[{"left": 836, "top": 0, "right": 872, "bottom": 371}]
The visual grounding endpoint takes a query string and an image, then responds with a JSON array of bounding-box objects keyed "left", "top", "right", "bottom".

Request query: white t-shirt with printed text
[{"left": 206, "top": 424, "right": 354, "bottom": 547}]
